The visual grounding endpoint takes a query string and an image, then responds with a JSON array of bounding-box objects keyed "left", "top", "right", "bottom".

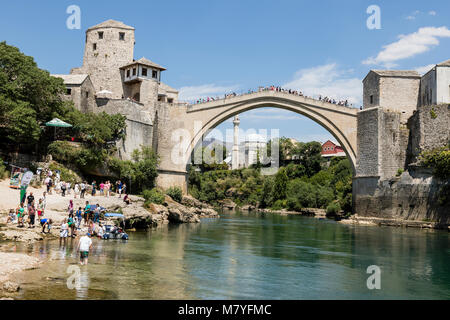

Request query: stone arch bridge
[{"left": 155, "top": 90, "right": 358, "bottom": 191}]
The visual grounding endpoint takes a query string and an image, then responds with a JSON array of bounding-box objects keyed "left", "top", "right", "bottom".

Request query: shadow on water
[{"left": 4, "top": 209, "right": 450, "bottom": 300}]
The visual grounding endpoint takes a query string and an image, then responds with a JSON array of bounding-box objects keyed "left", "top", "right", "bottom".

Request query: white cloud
[
  {"left": 363, "top": 26, "right": 450, "bottom": 67},
  {"left": 178, "top": 84, "right": 239, "bottom": 101},
  {"left": 429, "top": 11, "right": 437, "bottom": 16},
  {"left": 415, "top": 64, "right": 435, "bottom": 75},
  {"left": 405, "top": 10, "right": 420, "bottom": 20},
  {"left": 282, "top": 63, "right": 362, "bottom": 105}
]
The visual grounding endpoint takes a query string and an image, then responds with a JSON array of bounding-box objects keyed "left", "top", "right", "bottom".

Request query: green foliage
[
  {"left": 0, "top": 158, "right": 6, "bottom": 180},
  {"left": 166, "top": 186, "right": 183, "bottom": 203},
  {"left": 430, "top": 107, "right": 437, "bottom": 119},
  {"left": 272, "top": 199, "right": 287, "bottom": 210},
  {"left": 259, "top": 176, "right": 275, "bottom": 208},
  {"left": 273, "top": 167, "right": 288, "bottom": 201},
  {"left": 143, "top": 188, "right": 165, "bottom": 205},
  {"left": 188, "top": 150, "right": 354, "bottom": 214},
  {"left": 420, "top": 146, "right": 450, "bottom": 180},
  {"left": 109, "top": 146, "right": 159, "bottom": 194},
  {"left": 0, "top": 41, "right": 69, "bottom": 146},
  {"left": 326, "top": 203, "right": 341, "bottom": 216},
  {"left": 48, "top": 141, "right": 107, "bottom": 173},
  {"left": 396, "top": 168, "right": 404, "bottom": 177},
  {"left": 61, "top": 108, "right": 126, "bottom": 147},
  {"left": 48, "top": 162, "right": 80, "bottom": 184}
]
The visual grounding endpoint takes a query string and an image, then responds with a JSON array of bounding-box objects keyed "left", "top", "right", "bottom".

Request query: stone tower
[
  {"left": 72, "top": 19, "right": 135, "bottom": 99},
  {"left": 232, "top": 115, "right": 240, "bottom": 170}
]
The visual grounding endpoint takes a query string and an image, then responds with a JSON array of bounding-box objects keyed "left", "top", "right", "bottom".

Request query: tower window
[
  {"left": 142, "top": 68, "right": 148, "bottom": 77},
  {"left": 152, "top": 70, "right": 158, "bottom": 79},
  {"left": 119, "top": 32, "right": 125, "bottom": 40},
  {"left": 370, "top": 95, "right": 374, "bottom": 104},
  {"left": 98, "top": 32, "right": 103, "bottom": 39},
  {"left": 126, "top": 69, "right": 130, "bottom": 78},
  {"left": 93, "top": 43, "right": 97, "bottom": 50},
  {"left": 66, "top": 88, "right": 72, "bottom": 95},
  {"left": 132, "top": 68, "right": 136, "bottom": 76},
  {"left": 86, "top": 92, "right": 89, "bottom": 98}
]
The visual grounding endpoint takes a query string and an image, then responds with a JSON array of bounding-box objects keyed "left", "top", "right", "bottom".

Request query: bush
[
  {"left": 0, "top": 159, "right": 6, "bottom": 180},
  {"left": 48, "top": 162, "right": 80, "bottom": 184},
  {"left": 166, "top": 186, "right": 183, "bottom": 203},
  {"left": 143, "top": 188, "right": 165, "bottom": 205},
  {"left": 271, "top": 199, "right": 286, "bottom": 210},
  {"left": 420, "top": 146, "right": 450, "bottom": 180},
  {"left": 326, "top": 203, "right": 341, "bottom": 216}
]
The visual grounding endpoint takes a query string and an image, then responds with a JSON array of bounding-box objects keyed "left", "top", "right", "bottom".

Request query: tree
[
  {"left": 273, "top": 167, "right": 288, "bottom": 201},
  {"left": 0, "top": 41, "right": 68, "bottom": 147}
]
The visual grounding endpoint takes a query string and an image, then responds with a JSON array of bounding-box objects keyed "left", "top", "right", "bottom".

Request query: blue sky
[{"left": 1, "top": 0, "right": 449, "bottom": 144}]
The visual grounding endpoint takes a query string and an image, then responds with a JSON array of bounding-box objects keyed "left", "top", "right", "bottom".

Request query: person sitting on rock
[
  {"left": 123, "top": 194, "right": 131, "bottom": 205},
  {"left": 6, "top": 209, "right": 16, "bottom": 224}
]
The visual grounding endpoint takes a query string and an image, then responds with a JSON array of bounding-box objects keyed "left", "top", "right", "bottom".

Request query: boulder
[{"left": 2, "top": 281, "right": 20, "bottom": 293}]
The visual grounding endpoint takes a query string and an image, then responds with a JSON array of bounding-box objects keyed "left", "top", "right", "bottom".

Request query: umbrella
[
  {"left": 45, "top": 118, "right": 72, "bottom": 127},
  {"left": 45, "top": 118, "right": 72, "bottom": 140}
]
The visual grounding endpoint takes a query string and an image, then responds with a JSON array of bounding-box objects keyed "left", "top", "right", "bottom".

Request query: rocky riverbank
[
  {"left": 0, "top": 177, "right": 219, "bottom": 243},
  {"left": 338, "top": 214, "right": 450, "bottom": 230},
  {"left": 217, "top": 199, "right": 327, "bottom": 218},
  {"left": 0, "top": 251, "right": 40, "bottom": 299}
]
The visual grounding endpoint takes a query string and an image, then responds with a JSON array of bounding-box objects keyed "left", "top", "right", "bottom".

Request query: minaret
[{"left": 232, "top": 115, "right": 240, "bottom": 170}]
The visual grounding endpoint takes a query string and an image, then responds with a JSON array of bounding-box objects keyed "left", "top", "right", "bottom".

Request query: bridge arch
[
  {"left": 156, "top": 91, "right": 358, "bottom": 191},
  {"left": 184, "top": 95, "right": 358, "bottom": 172}
]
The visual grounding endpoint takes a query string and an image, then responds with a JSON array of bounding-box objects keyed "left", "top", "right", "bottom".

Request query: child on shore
[
  {"left": 6, "top": 209, "right": 16, "bottom": 224},
  {"left": 37, "top": 198, "right": 45, "bottom": 222},
  {"left": 60, "top": 218, "right": 69, "bottom": 245},
  {"left": 40, "top": 218, "right": 52, "bottom": 233},
  {"left": 17, "top": 204, "right": 25, "bottom": 227},
  {"left": 76, "top": 207, "right": 83, "bottom": 229}
]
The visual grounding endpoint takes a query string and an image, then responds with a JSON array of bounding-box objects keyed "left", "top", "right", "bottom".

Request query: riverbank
[
  {"left": 0, "top": 179, "right": 219, "bottom": 243},
  {"left": 0, "top": 251, "right": 40, "bottom": 299},
  {"left": 221, "top": 201, "right": 450, "bottom": 231},
  {"left": 339, "top": 214, "right": 450, "bottom": 230}
]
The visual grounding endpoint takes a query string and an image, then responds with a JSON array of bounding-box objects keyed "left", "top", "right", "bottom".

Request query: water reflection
[{"left": 5, "top": 210, "right": 450, "bottom": 300}]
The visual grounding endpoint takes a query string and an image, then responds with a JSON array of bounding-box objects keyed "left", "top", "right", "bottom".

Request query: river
[{"left": 4, "top": 210, "right": 450, "bottom": 299}]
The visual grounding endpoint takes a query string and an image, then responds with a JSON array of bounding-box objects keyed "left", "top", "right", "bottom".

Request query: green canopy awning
[{"left": 45, "top": 118, "right": 72, "bottom": 128}]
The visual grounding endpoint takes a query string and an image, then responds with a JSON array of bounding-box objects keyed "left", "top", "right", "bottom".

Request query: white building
[{"left": 420, "top": 59, "right": 450, "bottom": 106}]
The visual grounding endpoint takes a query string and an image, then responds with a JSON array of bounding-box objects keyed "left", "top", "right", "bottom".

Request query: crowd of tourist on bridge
[{"left": 192, "top": 85, "right": 354, "bottom": 108}]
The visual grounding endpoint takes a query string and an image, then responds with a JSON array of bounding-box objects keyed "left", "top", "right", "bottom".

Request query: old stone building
[
  {"left": 52, "top": 74, "right": 96, "bottom": 113},
  {"left": 355, "top": 59, "right": 450, "bottom": 223},
  {"left": 420, "top": 59, "right": 450, "bottom": 106},
  {"left": 53, "top": 19, "right": 180, "bottom": 160},
  {"left": 362, "top": 70, "right": 421, "bottom": 121}
]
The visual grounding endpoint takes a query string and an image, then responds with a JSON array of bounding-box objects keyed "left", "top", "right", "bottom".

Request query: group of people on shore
[
  {"left": 192, "top": 85, "right": 356, "bottom": 108},
  {"left": 43, "top": 170, "right": 128, "bottom": 200},
  {"left": 7, "top": 191, "right": 53, "bottom": 233}
]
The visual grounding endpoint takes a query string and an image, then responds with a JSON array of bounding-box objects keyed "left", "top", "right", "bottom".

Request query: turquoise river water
[{"left": 3, "top": 210, "right": 450, "bottom": 299}]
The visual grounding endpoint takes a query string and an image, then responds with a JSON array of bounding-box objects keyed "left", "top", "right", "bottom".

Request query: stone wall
[
  {"left": 362, "top": 72, "right": 379, "bottom": 108},
  {"left": 73, "top": 26, "right": 135, "bottom": 99},
  {"left": 356, "top": 107, "right": 379, "bottom": 177},
  {"left": 354, "top": 169, "right": 448, "bottom": 224},
  {"left": 95, "top": 98, "right": 154, "bottom": 160},
  {"left": 379, "top": 76, "right": 420, "bottom": 121},
  {"left": 407, "top": 104, "right": 450, "bottom": 165},
  {"left": 354, "top": 104, "right": 449, "bottom": 223},
  {"left": 378, "top": 109, "right": 409, "bottom": 179}
]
